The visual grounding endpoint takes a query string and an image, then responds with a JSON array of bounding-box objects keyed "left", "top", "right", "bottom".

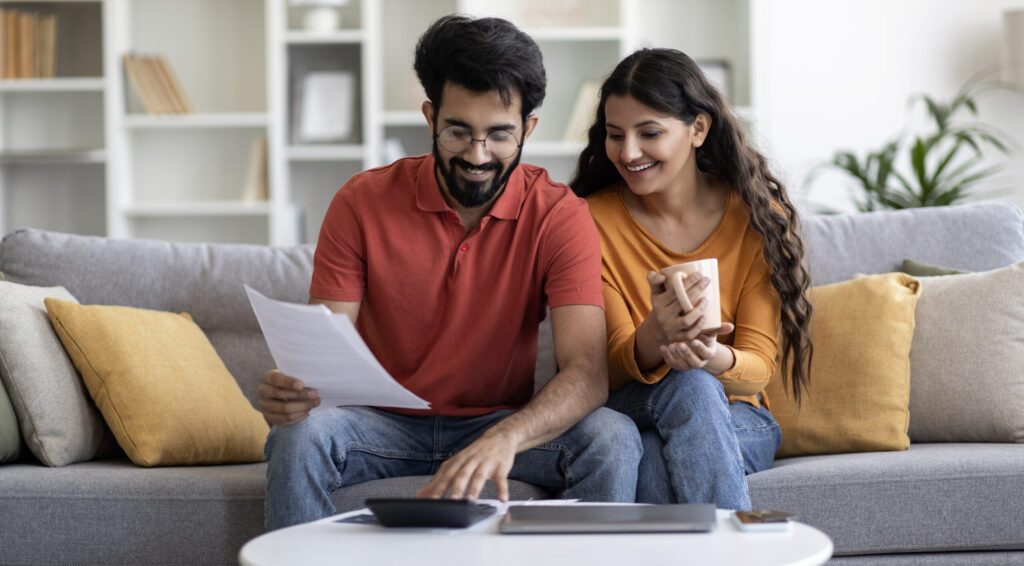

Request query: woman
[{"left": 569, "top": 48, "right": 813, "bottom": 509}]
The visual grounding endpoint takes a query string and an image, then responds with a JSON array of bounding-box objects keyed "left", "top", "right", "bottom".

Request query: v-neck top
[{"left": 586, "top": 187, "right": 780, "bottom": 409}]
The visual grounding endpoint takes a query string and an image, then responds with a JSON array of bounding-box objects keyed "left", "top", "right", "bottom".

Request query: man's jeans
[
  {"left": 264, "top": 406, "right": 642, "bottom": 530},
  {"left": 606, "top": 369, "right": 782, "bottom": 510}
]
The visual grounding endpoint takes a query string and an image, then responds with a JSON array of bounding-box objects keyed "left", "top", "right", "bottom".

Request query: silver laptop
[{"left": 498, "top": 504, "right": 717, "bottom": 534}]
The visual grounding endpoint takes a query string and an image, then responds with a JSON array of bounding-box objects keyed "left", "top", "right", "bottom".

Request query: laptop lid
[{"left": 498, "top": 504, "right": 717, "bottom": 534}]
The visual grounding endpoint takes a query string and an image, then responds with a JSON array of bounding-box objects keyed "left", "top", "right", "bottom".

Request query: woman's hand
[
  {"left": 635, "top": 270, "right": 714, "bottom": 371},
  {"left": 645, "top": 270, "right": 711, "bottom": 344},
  {"left": 660, "top": 323, "right": 735, "bottom": 372}
]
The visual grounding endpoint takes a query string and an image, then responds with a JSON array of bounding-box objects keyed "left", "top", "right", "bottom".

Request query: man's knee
[
  {"left": 265, "top": 409, "right": 360, "bottom": 463},
  {"left": 574, "top": 407, "right": 642, "bottom": 460}
]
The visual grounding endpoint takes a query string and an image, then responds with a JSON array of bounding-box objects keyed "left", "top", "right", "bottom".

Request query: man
[{"left": 260, "top": 14, "right": 641, "bottom": 530}]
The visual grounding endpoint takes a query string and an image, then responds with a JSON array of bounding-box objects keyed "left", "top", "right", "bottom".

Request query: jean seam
[
  {"left": 617, "top": 402, "right": 659, "bottom": 424},
  {"left": 345, "top": 443, "right": 435, "bottom": 461},
  {"left": 732, "top": 423, "right": 781, "bottom": 432},
  {"left": 528, "top": 443, "right": 575, "bottom": 491}
]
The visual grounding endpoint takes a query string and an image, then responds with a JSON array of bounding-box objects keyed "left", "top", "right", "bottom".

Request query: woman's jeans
[
  {"left": 606, "top": 368, "right": 782, "bottom": 510},
  {"left": 263, "top": 406, "right": 642, "bottom": 530}
]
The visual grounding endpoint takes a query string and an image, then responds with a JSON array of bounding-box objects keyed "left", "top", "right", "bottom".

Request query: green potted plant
[{"left": 808, "top": 78, "right": 1018, "bottom": 211}]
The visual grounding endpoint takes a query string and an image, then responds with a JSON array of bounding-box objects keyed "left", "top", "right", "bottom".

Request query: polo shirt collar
[{"left": 415, "top": 153, "right": 525, "bottom": 220}]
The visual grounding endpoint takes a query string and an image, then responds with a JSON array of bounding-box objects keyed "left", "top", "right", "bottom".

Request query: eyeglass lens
[{"left": 437, "top": 126, "right": 519, "bottom": 158}]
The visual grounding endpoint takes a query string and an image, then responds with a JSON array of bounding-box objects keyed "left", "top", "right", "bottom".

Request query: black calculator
[{"left": 365, "top": 498, "right": 499, "bottom": 528}]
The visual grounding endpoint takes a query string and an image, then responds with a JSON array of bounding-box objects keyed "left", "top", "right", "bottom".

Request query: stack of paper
[{"left": 245, "top": 285, "right": 430, "bottom": 411}]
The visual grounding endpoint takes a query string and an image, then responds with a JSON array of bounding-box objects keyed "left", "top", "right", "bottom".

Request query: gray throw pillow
[
  {"left": 908, "top": 261, "right": 1024, "bottom": 442},
  {"left": 0, "top": 379, "right": 19, "bottom": 463},
  {"left": 900, "top": 259, "right": 968, "bottom": 277},
  {"left": 0, "top": 282, "right": 117, "bottom": 466}
]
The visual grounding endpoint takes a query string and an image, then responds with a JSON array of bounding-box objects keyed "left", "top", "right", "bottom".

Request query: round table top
[{"left": 240, "top": 505, "right": 834, "bottom": 566}]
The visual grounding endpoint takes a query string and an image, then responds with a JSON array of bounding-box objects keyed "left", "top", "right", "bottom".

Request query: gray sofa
[{"left": 1, "top": 201, "right": 1023, "bottom": 565}]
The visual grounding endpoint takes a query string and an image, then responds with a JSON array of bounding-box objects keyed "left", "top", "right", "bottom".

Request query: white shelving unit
[
  {"left": 101, "top": 0, "right": 279, "bottom": 244},
  {"left": 0, "top": 0, "right": 752, "bottom": 246},
  {"left": 267, "top": 0, "right": 379, "bottom": 245},
  {"left": 0, "top": 0, "right": 107, "bottom": 237}
]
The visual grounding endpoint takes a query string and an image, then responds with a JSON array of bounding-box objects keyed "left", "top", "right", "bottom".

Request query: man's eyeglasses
[{"left": 435, "top": 126, "right": 522, "bottom": 159}]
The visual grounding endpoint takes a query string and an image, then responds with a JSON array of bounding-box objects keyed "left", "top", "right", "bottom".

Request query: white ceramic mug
[{"left": 660, "top": 258, "right": 721, "bottom": 330}]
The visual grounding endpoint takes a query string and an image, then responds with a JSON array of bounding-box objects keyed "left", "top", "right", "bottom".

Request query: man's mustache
[{"left": 449, "top": 158, "right": 500, "bottom": 172}]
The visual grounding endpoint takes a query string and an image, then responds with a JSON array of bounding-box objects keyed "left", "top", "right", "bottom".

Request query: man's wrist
[{"left": 480, "top": 418, "right": 525, "bottom": 451}]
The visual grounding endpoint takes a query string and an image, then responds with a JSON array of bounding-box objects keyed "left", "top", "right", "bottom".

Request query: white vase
[{"left": 303, "top": 6, "right": 340, "bottom": 32}]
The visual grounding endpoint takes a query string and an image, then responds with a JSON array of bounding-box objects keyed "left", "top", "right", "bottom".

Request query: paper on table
[{"left": 244, "top": 285, "right": 430, "bottom": 411}]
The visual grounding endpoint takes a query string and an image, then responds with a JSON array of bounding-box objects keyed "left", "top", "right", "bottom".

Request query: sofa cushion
[
  {"left": 0, "top": 282, "right": 117, "bottom": 466},
  {"left": 0, "top": 459, "right": 267, "bottom": 566},
  {"left": 908, "top": 261, "right": 1024, "bottom": 443},
  {"left": 749, "top": 444, "right": 1024, "bottom": 555},
  {"left": 802, "top": 202, "right": 1024, "bottom": 285},
  {"left": 45, "top": 299, "right": 269, "bottom": 467},
  {"left": 766, "top": 272, "right": 920, "bottom": 457},
  {"left": 0, "top": 460, "right": 548, "bottom": 565}
]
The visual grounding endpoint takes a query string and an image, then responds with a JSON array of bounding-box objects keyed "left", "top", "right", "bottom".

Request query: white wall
[{"left": 751, "top": 0, "right": 1024, "bottom": 213}]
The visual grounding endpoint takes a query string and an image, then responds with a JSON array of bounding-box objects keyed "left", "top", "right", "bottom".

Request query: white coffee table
[{"left": 240, "top": 505, "right": 833, "bottom": 566}]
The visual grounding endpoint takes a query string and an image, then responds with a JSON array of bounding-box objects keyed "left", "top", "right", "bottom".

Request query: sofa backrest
[
  {"left": 3, "top": 201, "right": 1023, "bottom": 407},
  {"left": 802, "top": 202, "right": 1024, "bottom": 285},
  {"left": 0, "top": 229, "right": 315, "bottom": 406}
]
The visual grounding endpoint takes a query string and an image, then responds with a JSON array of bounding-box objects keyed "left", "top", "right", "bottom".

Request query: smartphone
[{"left": 731, "top": 510, "right": 794, "bottom": 532}]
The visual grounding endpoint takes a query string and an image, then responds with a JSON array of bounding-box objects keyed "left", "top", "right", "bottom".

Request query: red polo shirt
[{"left": 309, "top": 154, "right": 603, "bottom": 416}]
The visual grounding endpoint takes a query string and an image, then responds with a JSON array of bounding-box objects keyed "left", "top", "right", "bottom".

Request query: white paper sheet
[{"left": 244, "top": 285, "right": 430, "bottom": 411}]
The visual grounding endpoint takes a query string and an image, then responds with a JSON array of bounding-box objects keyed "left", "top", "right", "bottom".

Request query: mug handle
[{"left": 668, "top": 271, "right": 694, "bottom": 311}]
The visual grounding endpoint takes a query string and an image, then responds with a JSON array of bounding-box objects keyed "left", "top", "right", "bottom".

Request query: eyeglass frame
[{"left": 432, "top": 122, "right": 526, "bottom": 159}]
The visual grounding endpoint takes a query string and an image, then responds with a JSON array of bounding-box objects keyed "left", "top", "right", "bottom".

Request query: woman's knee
[{"left": 651, "top": 369, "right": 727, "bottom": 410}]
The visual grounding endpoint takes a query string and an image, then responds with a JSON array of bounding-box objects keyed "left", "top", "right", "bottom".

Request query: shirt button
[
  {"left": 448, "top": 212, "right": 459, "bottom": 220},
  {"left": 459, "top": 243, "right": 468, "bottom": 252}
]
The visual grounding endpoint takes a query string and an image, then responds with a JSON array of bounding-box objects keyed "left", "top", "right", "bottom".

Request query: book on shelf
[
  {"left": 156, "top": 55, "right": 194, "bottom": 113},
  {"left": 122, "top": 53, "right": 194, "bottom": 114},
  {"left": 0, "top": 9, "right": 58, "bottom": 79},
  {"left": 242, "top": 137, "right": 268, "bottom": 202}
]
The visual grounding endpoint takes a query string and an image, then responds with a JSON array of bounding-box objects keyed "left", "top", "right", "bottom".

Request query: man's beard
[{"left": 433, "top": 143, "right": 521, "bottom": 208}]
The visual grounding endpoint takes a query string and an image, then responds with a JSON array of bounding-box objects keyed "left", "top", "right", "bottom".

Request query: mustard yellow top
[{"left": 587, "top": 187, "right": 781, "bottom": 409}]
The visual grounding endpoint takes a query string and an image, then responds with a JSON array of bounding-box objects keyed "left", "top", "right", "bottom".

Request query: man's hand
[
  {"left": 416, "top": 304, "right": 606, "bottom": 502},
  {"left": 416, "top": 429, "right": 518, "bottom": 502},
  {"left": 258, "top": 369, "right": 320, "bottom": 426}
]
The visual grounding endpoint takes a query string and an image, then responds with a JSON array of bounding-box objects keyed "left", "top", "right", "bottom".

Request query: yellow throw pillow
[
  {"left": 44, "top": 298, "right": 269, "bottom": 467},
  {"left": 765, "top": 272, "right": 920, "bottom": 458}
]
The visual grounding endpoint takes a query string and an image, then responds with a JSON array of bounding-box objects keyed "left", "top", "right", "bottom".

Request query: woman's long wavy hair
[{"left": 570, "top": 48, "right": 813, "bottom": 402}]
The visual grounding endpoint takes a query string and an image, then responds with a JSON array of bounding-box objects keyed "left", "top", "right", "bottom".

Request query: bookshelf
[
  {"left": 268, "top": 0, "right": 378, "bottom": 245},
  {"left": 103, "top": 0, "right": 280, "bottom": 244},
  {"left": 0, "top": 0, "right": 106, "bottom": 237},
  {"left": 0, "top": 0, "right": 753, "bottom": 246}
]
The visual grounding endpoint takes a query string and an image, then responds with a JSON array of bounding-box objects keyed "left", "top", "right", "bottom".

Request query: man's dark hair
[{"left": 414, "top": 14, "right": 546, "bottom": 121}]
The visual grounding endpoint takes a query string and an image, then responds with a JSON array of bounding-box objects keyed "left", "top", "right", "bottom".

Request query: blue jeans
[
  {"left": 263, "top": 406, "right": 641, "bottom": 530},
  {"left": 606, "top": 369, "right": 781, "bottom": 510}
]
